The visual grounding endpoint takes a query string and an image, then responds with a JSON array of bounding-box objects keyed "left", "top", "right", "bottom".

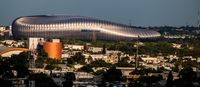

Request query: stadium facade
[{"left": 12, "top": 15, "right": 161, "bottom": 41}]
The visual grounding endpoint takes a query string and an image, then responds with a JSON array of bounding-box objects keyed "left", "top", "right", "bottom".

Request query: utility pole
[
  {"left": 135, "top": 36, "right": 139, "bottom": 69},
  {"left": 129, "top": 19, "right": 132, "bottom": 26},
  {"left": 92, "top": 31, "right": 96, "bottom": 42},
  {"left": 28, "top": 38, "right": 37, "bottom": 87},
  {"left": 197, "top": 9, "right": 200, "bottom": 78},
  {"left": 198, "top": 9, "right": 200, "bottom": 29}
]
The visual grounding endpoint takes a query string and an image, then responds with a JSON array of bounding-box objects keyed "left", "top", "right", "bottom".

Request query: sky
[{"left": 0, "top": 0, "right": 200, "bottom": 27}]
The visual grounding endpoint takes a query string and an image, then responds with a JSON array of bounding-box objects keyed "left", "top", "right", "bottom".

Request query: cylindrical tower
[{"left": 43, "top": 41, "right": 62, "bottom": 59}]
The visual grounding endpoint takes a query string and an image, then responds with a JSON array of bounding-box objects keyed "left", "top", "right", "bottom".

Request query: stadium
[{"left": 12, "top": 15, "right": 161, "bottom": 40}]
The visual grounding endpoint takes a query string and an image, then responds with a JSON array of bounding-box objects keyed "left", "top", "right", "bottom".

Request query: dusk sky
[{"left": 0, "top": 0, "right": 200, "bottom": 27}]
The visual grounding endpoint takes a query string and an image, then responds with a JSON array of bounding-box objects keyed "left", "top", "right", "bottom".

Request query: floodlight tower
[
  {"left": 197, "top": 9, "right": 200, "bottom": 78},
  {"left": 92, "top": 31, "right": 96, "bottom": 42},
  {"left": 135, "top": 36, "right": 139, "bottom": 69},
  {"left": 198, "top": 9, "right": 200, "bottom": 29},
  {"left": 29, "top": 39, "right": 37, "bottom": 68}
]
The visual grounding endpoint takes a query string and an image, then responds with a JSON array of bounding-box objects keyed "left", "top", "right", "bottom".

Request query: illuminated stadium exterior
[{"left": 12, "top": 15, "right": 161, "bottom": 40}]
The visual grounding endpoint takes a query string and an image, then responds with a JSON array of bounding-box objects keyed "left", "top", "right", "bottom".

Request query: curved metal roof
[
  {"left": 12, "top": 15, "right": 161, "bottom": 40},
  {"left": 0, "top": 46, "right": 28, "bottom": 56}
]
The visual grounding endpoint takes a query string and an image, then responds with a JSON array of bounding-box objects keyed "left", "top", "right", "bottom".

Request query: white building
[
  {"left": 88, "top": 47, "right": 103, "bottom": 53},
  {"left": 106, "top": 50, "right": 122, "bottom": 54},
  {"left": 172, "top": 43, "right": 182, "bottom": 49},
  {"left": 1, "top": 40, "right": 25, "bottom": 47},
  {"left": 28, "top": 37, "right": 44, "bottom": 50},
  {"left": 64, "top": 44, "right": 84, "bottom": 51},
  {"left": 52, "top": 39, "right": 60, "bottom": 43},
  {"left": 90, "top": 54, "right": 107, "bottom": 61},
  {"left": 75, "top": 72, "right": 94, "bottom": 80},
  {"left": 141, "top": 56, "right": 161, "bottom": 64},
  {"left": 0, "top": 26, "right": 7, "bottom": 32}
]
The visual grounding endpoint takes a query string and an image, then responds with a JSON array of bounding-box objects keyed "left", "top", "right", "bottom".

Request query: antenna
[
  {"left": 92, "top": 31, "right": 96, "bottom": 42},
  {"left": 129, "top": 19, "right": 132, "bottom": 26},
  {"left": 198, "top": 9, "right": 200, "bottom": 29},
  {"left": 197, "top": 9, "right": 200, "bottom": 79}
]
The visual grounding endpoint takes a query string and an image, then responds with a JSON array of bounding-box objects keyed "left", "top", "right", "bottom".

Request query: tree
[
  {"left": 0, "top": 52, "right": 30, "bottom": 78},
  {"left": 130, "top": 68, "right": 146, "bottom": 75},
  {"left": 117, "top": 53, "right": 121, "bottom": 62},
  {"left": 166, "top": 71, "right": 173, "bottom": 87},
  {"left": 137, "top": 75, "right": 162, "bottom": 87},
  {"left": 37, "top": 44, "right": 48, "bottom": 57},
  {"left": 116, "top": 57, "right": 133, "bottom": 67},
  {"left": 68, "top": 52, "right": 86, "bottom": 65},
  {"left": 94, "top": 70, "right": 105, "bottom": 75},
  {"left": 78, "top": 65, "right": 93, "bottom": 73},
  {"left": 87, "top": 56, "right": 93, "bottom": 63},
  {"left": 45, "top": 64, "right": 57, "bottom": 76},
  {"left": 0, "top": 78, "right": 12, "bottom": 87},
  {"left": 35, "top": 57, "right": 45, "bottom": 68},
  {"left": 102, "top": 44, "right": 106, "bottom": 54},
  {"left": 90, "top": 60, "right": 112, "bottom": 67},
  {"left": 67, "top": 58, "right": 75, "bottom": 65},
  {"left": 63, "top": 72, "right": 76, "bottom": 81},
  {"left": 62, "top": 72, "right": 76, "bottom": 87},
  {"left": 102, "top": 67, "right": 122, "bottom": 83},
  {"left": 29, "top": 73, "right": 59, "bottom": 87},
  {"left": 179, "top": 66, "right": 197, "bottom": 82}
]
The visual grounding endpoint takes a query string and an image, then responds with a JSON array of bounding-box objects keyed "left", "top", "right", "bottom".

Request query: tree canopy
[
  {"left": 0, "top": 52, "right": 30, "bottom": 78},
  {"left": 102, "top": 67, "right": 122, "bottom": 83}
]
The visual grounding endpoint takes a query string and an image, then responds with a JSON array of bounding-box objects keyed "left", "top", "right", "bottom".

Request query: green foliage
[
  {"left": 35, "top": 57, "right": 45, "bottom": 68},
  {"left": 0, "top": 52, "right": 30, "bottom": 78},
  {"left": 137, "top": 75, "right": 163, "bottom": 86},
  {"left": 182, "top": 59, "right": 197, "bottom": 67},
  {"left": 179, "top": 66, "right": 197, "bottom": 82},
  {"left": 87, "top": 56, "right": 93, "bottom": 63},
  {"left": 171, "top": 58, "right": 197, "bottom": 72},
  {"left": 61, "top": 39, "right": 200, "bottom": 58},
  {"left": 102, "top": 44, "right": 106, "bottom": 54},
  {"left": 118, "top": 43, "right": 136, "bottom": 55},
  {"left": 166, "top": 71, "right": 174, "bottom": 87},
  {"left": 45, "top": 64, "right": 56, "bottom": 70},
  {"left": 177, "top": 49, "right": 193, "bottom": 57},
  {"left": 62, "top": 39, "right": 86, "bottom": 45},
  {"left": 37, "top": 44, "right": 48, "bottom": 57},
  {"left": 0, "top": 78, "right": 12, "bottom": 87},
  {"left": 62, "top": 80, "right": 73, "bottom": 87},
  {"left": 94, "top": 70, "right": 105, "bottom": 75},
  {"left": 46, "top": 58, "right": 60, "bottom": 65},
  {"left": 102, "top": 67, "right": 122, "bottom": 83},
  {"left": 66, "top": 58, "right": 75, "bottom": 65},
  {"left": 115, "top": 57, "right": 133, "bottom": 67},
  {"left": 130, "top": 69, "right": 147, "bottom": 75},
  {"left": 78, "top": 65, "right": 93, "bottom": 73},
  {"left": 78, "top": 60, "right": 112, "bottom": 73},
  {"left": 64, "top": 72, "right": 76, "bottom": 81},
  {"left": 172, "top": 66, "right": 179, "bottom": 72},
  {"left": 29, "top": 73, "right": 59, "bottom": 87},
  {"left": 139, "top": 41, "right": 176, "bottom": 56},
  {"left": 67, "top": 52, "right": 86, "bottom": 65},
  {"left": 90, "top": 60, "right": 112, "bottom": 67},
  {"left": 130, "top": 68, "right": 164, "bottom": 76},
  {"left": 35, "top": 56, "right": 60, "bottom": 69}
]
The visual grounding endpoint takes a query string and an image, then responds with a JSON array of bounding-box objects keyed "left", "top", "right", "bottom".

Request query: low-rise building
[
  {"left": 0, "top": 46, "right": 28, "bottom": 57},
  {"left": 88, "top": 47, "right": 103, "bottom": 53},
  {"left": 64, "top": 44, "right": 84, "bottom": 51},
  {"left": 90, "top": 54, "right": 107, "bottom": 61}
]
